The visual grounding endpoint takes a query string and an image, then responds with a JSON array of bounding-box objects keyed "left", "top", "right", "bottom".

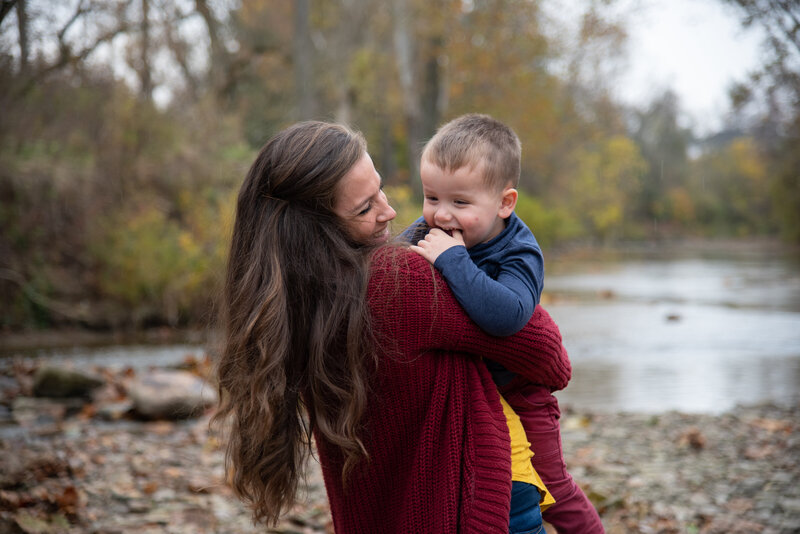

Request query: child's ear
[{"left": 499, "top": 187, "right": 518, "bottom": 218}]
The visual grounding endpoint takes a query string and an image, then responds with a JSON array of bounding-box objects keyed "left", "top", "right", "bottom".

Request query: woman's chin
[{"left": 372, "top": 227, "right": 391, "bottom": 244}]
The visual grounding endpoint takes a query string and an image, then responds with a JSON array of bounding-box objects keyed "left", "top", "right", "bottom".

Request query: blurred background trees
[{"left": 0, "top": 0, "right": 797, "bottom": 329}]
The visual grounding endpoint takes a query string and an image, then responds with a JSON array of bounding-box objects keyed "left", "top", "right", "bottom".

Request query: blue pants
[{"left": 509, "top": 481, "right": 545, "bottom": 534}]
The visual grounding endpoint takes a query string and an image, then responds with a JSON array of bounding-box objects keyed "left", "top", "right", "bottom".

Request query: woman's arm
[{"left": 368, "top": 247, "right": 571, "bottom": 390}]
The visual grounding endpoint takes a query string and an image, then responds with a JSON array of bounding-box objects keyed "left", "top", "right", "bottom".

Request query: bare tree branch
[
  {"left": 56, "top": 0, "right": 90, "bottom": 44},
  {"left": 14, "top": 22, "right": 131, "bottom": 97},
  {"left": 729, "top": 0, "right": 800, "bottom": 54},
  {"left": 195, "top": 0, "right": 228, "bottom": 97},
  {"left": 0, "top": 0, "right": 17, "bottom": 26},
  {"left": 163, "top": 4, "right": 199, "bottom": 100},
  {"left": 0, "top": 268, "right": 91, "bottom": 322}
]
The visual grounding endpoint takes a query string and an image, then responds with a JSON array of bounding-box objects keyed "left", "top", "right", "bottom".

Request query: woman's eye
[{"left": 358, "top": 204, "right": 372, "bottom": 216}]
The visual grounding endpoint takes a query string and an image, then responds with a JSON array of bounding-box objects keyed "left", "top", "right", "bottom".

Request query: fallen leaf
[
  {"left": 677, "top": 427, "right": 706, "bottom": 450},
  {"left": 562, "top": 414, "right": 592, "bottom": 430},
  {"left": 78, "top": 403, "right": 97, "bottom": 420},
  {"left": 0, "top": 489, "right": 21, "bottom": 510},
  {"left": 750, "top": 418, "right": 792, "bottom": 433},
  {"left": 164, "top": 466, "right": 183, "bottom": 478},
  {"left": 724, "top": 497, "right": 754, "bottom": 514},
  {"left": 145, "top": 420, "right": 175, "bottom": 436},
  {"left": 55, "top": 485, "right": 81, "bottom": 514},
  {"left": 744, "top": 444, "right": 776, "bottom": 460}
]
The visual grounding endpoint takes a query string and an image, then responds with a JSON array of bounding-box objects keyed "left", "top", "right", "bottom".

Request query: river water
[
  {"left": 5, "top": 241, "right": 800, "bottom": 414},
  {"left": 544, "top": 241, "right": 800, "bottom": 413}
]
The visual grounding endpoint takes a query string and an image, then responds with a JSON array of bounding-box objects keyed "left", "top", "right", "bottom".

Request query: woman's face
[{"left": 333, "top": 152, "right": 397, "bottom": 245}]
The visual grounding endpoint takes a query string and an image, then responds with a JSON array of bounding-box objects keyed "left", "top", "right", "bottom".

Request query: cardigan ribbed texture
[{"left": 315, "top": 247, "right": 571, "bottom": 533}]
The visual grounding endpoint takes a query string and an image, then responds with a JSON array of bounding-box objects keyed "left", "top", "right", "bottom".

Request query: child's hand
[{"left": 410, "top": 228, "right": 466, "bottom": 264}]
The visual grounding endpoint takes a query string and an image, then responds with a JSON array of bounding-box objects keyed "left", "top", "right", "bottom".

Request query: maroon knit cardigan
[{"left": 315, "top": 248, "right": 572, "bottom": 533}]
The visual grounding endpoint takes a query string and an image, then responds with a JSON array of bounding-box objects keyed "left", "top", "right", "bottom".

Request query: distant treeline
[{"left": 0, "top": 0, "right": 797, "bottom": 329}]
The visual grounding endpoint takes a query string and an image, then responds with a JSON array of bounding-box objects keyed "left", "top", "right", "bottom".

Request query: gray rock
[
  {"left": 0, "top": 375, "right": 20, "bottom": 400},
  {"left": 11, "top": 396, "right": 84, "bottom": 426},
  {"left": 33, "top": 365, "right": 104, "bottom": 398},
  {"left": 127, "top": 370, "right": 217, "bottom": 420},
  {"left": 0, "top": 404, "right": 13, "bottom": 426}
]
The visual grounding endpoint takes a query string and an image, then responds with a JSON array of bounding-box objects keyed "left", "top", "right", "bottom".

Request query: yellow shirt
[{"left": 499, "top": 393, "right": 555, "bottom": 511}]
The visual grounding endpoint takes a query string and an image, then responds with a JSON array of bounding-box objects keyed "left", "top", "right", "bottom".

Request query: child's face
[{"left": 420, "top": 159, "right": 513, "bottom": 249}]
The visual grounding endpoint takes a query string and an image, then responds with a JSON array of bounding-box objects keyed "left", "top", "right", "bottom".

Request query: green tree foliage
[
  {"left": 90, "top": 188, "right": 236, "bottom": 327},
  {"left": 692, "top": 138, "right": 775, "bottom": 236},
  {"left": 630, "top": 90, "right": 692, "bottom": 228},
  {"left": 565, "top": 135, "right": 647, "bottom": 241},
  {"left": 515, "top": 191, "right": 582, "bottom": 250},
  {"left": 770, "top": 117, "right": 800, "bottom": 242},
  {"left": 0, "top": 53, "right": 248, "bottom": 328}
]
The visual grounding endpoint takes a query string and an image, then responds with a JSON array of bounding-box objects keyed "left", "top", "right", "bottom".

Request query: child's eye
[
  {"left": 425, "top": 196, "right": 438, "bottom": 202},
  {"left": 454, "top": 199, "right": 469, "bottom": 205}
]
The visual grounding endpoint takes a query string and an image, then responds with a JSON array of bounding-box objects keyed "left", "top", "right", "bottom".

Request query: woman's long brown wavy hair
[{"left": 212, "top": 122, "right": 376, "bottom": 526}]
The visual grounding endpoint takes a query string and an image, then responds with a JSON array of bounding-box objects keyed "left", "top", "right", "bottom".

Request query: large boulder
[
  {"left": 32, "top": 365, "right": 104, "bottom": 398},
  {"left": 127, "top": 370, "right": 217, "bottom": 420}
]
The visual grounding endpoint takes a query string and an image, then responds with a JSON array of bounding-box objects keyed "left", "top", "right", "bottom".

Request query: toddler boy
[{"left": 407, "top": 114, "right": 604, "bottom": 534}]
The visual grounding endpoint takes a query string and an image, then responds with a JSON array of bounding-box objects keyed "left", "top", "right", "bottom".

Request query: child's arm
[
  {"left": 411, "top": 228, "right": 543, "bottom": 337},
  {"left": 368, "top": 247, "right": 570, "bottom": 390}
]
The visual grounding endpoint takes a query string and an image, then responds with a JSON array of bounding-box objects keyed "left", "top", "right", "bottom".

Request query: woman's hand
[{"left": 410, "top": 228, "right": 466, "bottom": 264}]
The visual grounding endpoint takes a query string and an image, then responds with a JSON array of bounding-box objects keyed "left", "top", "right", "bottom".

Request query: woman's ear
[{"left": 498, "top": 187, "right": 518, "bottom": 218}]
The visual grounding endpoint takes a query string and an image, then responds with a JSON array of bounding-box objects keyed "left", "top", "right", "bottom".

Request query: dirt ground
[{"left": 0, "top": 357, "right": 798, "bottom": 533}]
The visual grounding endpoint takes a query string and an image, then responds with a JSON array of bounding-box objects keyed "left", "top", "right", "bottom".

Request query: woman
[{"left": 213, "top": 121, "right": 572, "bottom": 533}]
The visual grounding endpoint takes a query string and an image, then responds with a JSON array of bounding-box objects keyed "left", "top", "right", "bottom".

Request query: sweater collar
[{"left": 468, "top": 212, "right": 521, "bottom": 257}]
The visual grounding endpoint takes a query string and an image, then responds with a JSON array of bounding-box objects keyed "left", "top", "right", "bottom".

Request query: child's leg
[{"left": 500, "top": 380, "right": 604, "bottom": 534}]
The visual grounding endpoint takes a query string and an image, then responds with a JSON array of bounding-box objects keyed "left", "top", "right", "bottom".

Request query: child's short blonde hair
[{"left": 421, "top": 113, "right": 521, "bottom": 190}]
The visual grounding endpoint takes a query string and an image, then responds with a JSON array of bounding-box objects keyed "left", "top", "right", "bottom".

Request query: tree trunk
[
  {"left": 392, "top": 0, "right": 422, "bottom": 199},
  {"left": 195, "top": 0, "right": 227, "bottom": 100},
  {"left": 16, "top": 0, "right": 28, "bottom": 74},
  {"left": 164, "top": 6, "right": 199, "bottom": 101},
  {"left": 420, "top": 33, "right": 443, "bottom": 149},
  {"left": 293, "top": 0, "right": 316, "bottom": 119},
  {"left": 330, "top": 0, "right": 366, "bottom": 125},
  {"left": 139, "top": 0, "right": 153, "bottom": 101},
  {"left": 0, "top": 0, "right": 17, "bottom": 27}
]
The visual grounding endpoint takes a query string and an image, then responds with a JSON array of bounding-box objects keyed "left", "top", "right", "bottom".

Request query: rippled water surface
[{"left": 544, "top": 241, "right": 800, "bottom": 413}]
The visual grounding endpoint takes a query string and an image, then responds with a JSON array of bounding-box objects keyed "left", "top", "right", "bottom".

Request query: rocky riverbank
[{"left": 0, "top": 356, "right": 798, "bottom": 534}]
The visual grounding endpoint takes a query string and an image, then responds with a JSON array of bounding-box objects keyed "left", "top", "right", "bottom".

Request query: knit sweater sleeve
[{"left": 368, "top": 247, "right": 571, "bottom": 390}]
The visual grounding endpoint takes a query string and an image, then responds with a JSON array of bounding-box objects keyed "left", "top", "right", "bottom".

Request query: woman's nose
[{"left": 377, "top": 196, "right": 396, "bottom": 222}]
